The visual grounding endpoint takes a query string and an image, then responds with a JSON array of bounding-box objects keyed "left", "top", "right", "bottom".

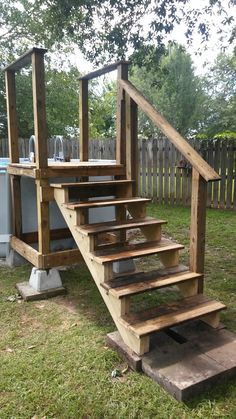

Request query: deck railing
[
  {"left": 118, "top": 78, "right": 221, "bottom": 293},
  {"left": 79, "top": 60, "right": 221, "bottom": 293}
]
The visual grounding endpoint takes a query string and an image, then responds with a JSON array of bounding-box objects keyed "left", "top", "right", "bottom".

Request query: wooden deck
[{"left": 7, "top": 161, "right": 125, "bottom": 178}]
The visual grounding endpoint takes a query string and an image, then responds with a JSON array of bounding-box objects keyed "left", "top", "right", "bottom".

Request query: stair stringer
[{"left": 54, "top": 189, "right": 150, "bottom": 355}]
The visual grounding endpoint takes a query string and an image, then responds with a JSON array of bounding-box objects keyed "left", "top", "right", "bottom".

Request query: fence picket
[
  {"left": 175, "top": 149, "right": 181, "bottom": 205},
  {"left": 152, "top": 138, "right": 158, "bottom": 202},
  {"left": 213, "top": 140, "right": 220, "bottom": 208},
  {"left": 220, "top": 140, "right": 227, "bottom": 208},
  {"left": 226, "top": 140, "right": 234, "bottom": 209},
  {"left": 158, "top": 138, "right": 164, "bottom": 204},
  {"left": 164, "top": 140, "right": 169, "bottom": 204},
  {"left": 170, "top": 143, "right": 175, "bottom": 205},
  {"left": 147, "top": 140, "right": 152, "bottom": 198},
  {"left": 141, "top": 140, "right": 146, "bottom": 197}
]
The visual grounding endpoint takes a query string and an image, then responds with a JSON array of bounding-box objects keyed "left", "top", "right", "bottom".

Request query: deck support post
[
  {"left": 189, "top": 168, "right": 207, "bottom": 293},
  {"left": 79, "top": 79, "right": 89, "bottom": 161},
  {"left": 11, "top": 176, "right": 22, "bottom": 238},
  {"left": 32, "top": 50, "right": 50, "bottom": 254},
  {"left": 36, "top": 179, "right": 50, "bottom": 254}
]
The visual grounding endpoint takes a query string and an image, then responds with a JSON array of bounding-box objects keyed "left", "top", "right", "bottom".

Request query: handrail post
[
  {"left": 32, "top": 50, "right": 50, "bottom": 254},
  {"left": 5, "top": 70, "right": 22, "bottom": 239},
  {"left": 189, "top": 168, "right": 208, "bottom": 293},
  {"left": 116, "top": 63, "right": 129, "bottom": 165},
  {"left": 125, "top": 93, "right": 138, "bottom": 194},
  {"left": 32, "top": 50, "right": 48, "bottom": 170},
  {"left": 79, "top": 79, "right": 89, "bottom": 161},
  {"left": 5, "top": 70, "right": 19, "bottom": 163}
]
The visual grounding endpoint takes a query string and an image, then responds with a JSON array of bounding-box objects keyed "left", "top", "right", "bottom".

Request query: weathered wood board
[
  {"left": 107, "top": 321, "right": 236, "bottom": 402},
  {"left": 16, "top": 281, "right": 66, "bottom": 301}
]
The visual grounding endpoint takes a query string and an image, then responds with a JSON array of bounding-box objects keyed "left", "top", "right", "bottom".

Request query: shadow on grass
[
  {"left": 59, "top": 263, "right": 114, "bottom": 331},
  {"left": 186, "top": 375, "right": 236, "bottom": 408}
]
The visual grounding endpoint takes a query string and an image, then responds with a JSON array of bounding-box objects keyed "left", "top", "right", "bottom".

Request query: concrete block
[
  {"left": 29, "top": 267, "right": 63, "bottom": 292},
  {"left": 113, "top": 260, "right": 136, "bottom": 274}
]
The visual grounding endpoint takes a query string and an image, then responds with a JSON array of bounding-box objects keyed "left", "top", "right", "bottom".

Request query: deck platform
[
  {"left": 7, "top": 161, "right": 125, "bottom": 178},
  {"left": 107, "top": 321, "right": 236, "bottom": 401}
]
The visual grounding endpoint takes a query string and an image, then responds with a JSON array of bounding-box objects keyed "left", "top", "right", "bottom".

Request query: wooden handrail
[
  {"left": 3, "top": 47, "right": 47, "bottom": 72},
  {"left": 79, "top": 60, "right": 130, "bottom": 80},
  {"left": 120, "top": 79, "right": 220, "bottom": 182}
]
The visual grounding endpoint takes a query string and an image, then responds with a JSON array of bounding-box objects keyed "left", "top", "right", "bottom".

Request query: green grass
[{"left": 0, "top": 204, "right": 236, "bottom": 418}]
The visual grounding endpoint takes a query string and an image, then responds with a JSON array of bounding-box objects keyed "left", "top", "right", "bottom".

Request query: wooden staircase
[
  {"left": 4, "top": 51, "right": 226, "bottom": 362},
  {"left": 52, "top": 179, "right": 226, "bottom": 356}
]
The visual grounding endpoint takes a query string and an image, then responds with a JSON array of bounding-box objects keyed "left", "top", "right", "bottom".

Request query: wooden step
[
  {"left": 102, "top": 270, "right": 202, "bottom": 298},
  {"left": 119, "top": 294, "right": 226, "bottom": 338},
  {"left": 51, "top": 180, "right": 134, "bottom": 188},
  {"left": 91, "top": 238, "right": 184, "bottom": 264},
  {"left": 76, "top": 217, "right": 167, "bottom": 236},
  {"left": 66, "top": 197, "right": 151, "bottom": 210}
]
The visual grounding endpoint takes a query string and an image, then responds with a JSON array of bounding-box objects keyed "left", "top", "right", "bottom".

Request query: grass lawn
[{"left": 0, "top": 204, "right": 235, "bottom": 418}]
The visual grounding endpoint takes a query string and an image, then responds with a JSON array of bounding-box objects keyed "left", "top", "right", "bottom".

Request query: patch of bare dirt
[{"left": 53, "top": 295, "right": 79, "bottom": 314}]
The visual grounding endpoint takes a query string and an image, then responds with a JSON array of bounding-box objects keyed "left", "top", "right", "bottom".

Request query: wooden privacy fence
[
  {"left": 0, "top": 137, "right": 115, "bottom": 160},
  {"left": 0, "top": 137, "right": 235, "bottom": 209},
  {"left": 139, "top": 137, "right": 236, "bottom": 210}
]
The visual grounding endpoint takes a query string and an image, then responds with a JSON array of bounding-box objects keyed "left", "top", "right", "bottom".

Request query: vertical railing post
[
  {"left": 79, "top": 79, "right": 89, "bottom": 161},
  {"left": 189, "top": 168, "right": 208, "bottom": 293},
  {"left": 125, "top": 93, "right": 138, "bottom": 194},
  {"left": 116, "top": 63, "right": 129, "bottom": 165},
  {"left": 5, "top": 70, "right": 19, "bottom": 163},
  {"left": 5, "top": 70, "right": 22, "bottom": 238},
  {"left": 32, "top": 50, "right": 50, "bottom": 254},
  {"left": 32, "top": 51, "right": 48, "bottom": 170}
]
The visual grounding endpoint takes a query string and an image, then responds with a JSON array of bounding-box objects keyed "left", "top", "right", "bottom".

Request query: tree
[
  {"left": 89, "top": 82, "right": 116, "bottom": 139},
  {"left": 200, "top": 53, "right": 236, "bottom": 136},
  {"left": 0, "top": 63, "right": 117, "bottom": 139},
  {"left": 130, "top": 45, "right": 207, "bottom": 137},
  {"left": 0, "top": 1, "right": 235, "bottom": 65},
  {"left": 7, "top": 67, "right": 81, "bottom": 138}
]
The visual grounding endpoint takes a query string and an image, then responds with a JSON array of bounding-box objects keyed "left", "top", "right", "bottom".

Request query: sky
[{"left": 69, "top": 0, "right": 236, "bottom": 77}]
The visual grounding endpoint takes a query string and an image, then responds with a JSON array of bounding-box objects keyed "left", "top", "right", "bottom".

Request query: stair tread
[
  {"left": 77, "top": 217, "right": 167, "bottom": 235},
  {"left": 51, "top": 180, "right": 134, "bottom": 188},
  {"left": 120, "top": 294, "right": 226, "bottom": 337},
  {"left": 102, "top": 270, "right": 202, "bottom": 298},
  {"left": 66, "top": 197, "right": 151, "bottom": 210},
  {"left": 91, "top": 238, "right": 184, "bottom": 264}
]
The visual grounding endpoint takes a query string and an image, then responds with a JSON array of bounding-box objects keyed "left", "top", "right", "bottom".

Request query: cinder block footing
[
  {"left": 107, "top": 321, "right": 236, "bottom": 402},
  {"left": 16, "top": 281, "right": 66, "bottom": 301}
]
